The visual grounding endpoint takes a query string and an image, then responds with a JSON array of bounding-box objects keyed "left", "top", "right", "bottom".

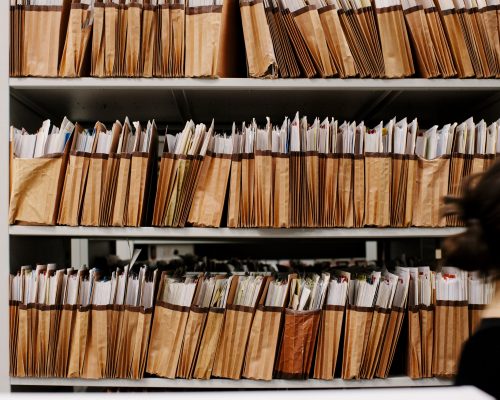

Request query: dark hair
[{"left": 443, "top": 160, "right": 500, "bottom": 272}]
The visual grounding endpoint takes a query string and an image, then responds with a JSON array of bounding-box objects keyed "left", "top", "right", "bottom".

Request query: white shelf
[
  {"left": 10, "top": 77, "right": 500, "bottom": 91},
  {"left": 10, "top": 377, "right": 452, "bottom": 388},
  {"left": 9, "top": 226, "right": 464, "bottom": 239}
]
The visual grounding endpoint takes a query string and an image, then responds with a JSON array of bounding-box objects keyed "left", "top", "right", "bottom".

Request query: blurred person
[{"left": 443, "top": 161, "right": 500, "bottom": 399}]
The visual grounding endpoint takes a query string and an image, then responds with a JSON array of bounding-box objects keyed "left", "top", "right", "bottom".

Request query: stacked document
[
  {"left": 10, "top": 254, "right": 157, "bottom": 379},
  {"left": 275, "top": 273, "right": 329, "bottom": 378},
  {"left": 9, "top": 261, "right": 493, "bottom": 381},
  {"left": 9, "top": 114, "right": 500, "bottom": 228},
  {"left": 468, "top": 271, "right": 495, "bottom": 334},
  {"left": 314, "top": 272, "right": 350, "bottom": 379},
  {"left": 9, "top": 118, "right": 75, "bottom": 225}
]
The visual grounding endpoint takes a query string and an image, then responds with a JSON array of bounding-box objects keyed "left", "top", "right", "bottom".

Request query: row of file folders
[
  {"left": 9, "top": 0, "right": 500, "bottom": 78},
  {"left": 9, "top": 262, "right": 493, "bottom": 380},
  {"left": 9, "top": 114, "right": 499, "bottom": 228}
]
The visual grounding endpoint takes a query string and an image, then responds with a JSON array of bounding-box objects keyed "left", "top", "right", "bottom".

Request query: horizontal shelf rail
[
  {"left": 10, "top": 377, "right": 452, "bottom": 388},
  {"left": 9, "top": 226, "right": 464, "bottom": 239},
  {"left": 10, "top": 78, "right": 500, "bottom": 91}
]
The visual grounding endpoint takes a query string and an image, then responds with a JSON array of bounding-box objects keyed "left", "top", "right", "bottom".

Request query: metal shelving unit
[{"left": 5, "top": 51, "right": 500, "bottom": 391}]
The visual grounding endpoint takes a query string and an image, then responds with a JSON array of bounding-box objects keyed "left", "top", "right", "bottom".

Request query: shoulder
[{"left": 456, "top": 320, "right": 500, "bottom": 398}]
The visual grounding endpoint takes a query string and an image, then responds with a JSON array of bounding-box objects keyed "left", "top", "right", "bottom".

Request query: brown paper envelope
[
  {"left": 227, "top": 156, "right": 242, "bottom": 227},
  {"left": 265, "top": 5, "right": 294, "bottom": 77},
  {"left": 58, "top": 152, "right": 90, "bottom": 226},
  {"left": 412, "top": 155, "right": 450, "bottom": 227},
  {"left": 105, "top": 306, "right": 123, "bottom": 378},
  {"left": 114, "top": 306, "right": 138, "bottom": 378},
  {"left": 407, "top": 307, "right": 422, "bottom": 379},
  {"left": 81, "top": 306, "right": 107, "bottom": 379},
  {"left": 356, "top": 7, "right": 385, "bottom": 76},
  {"left": 318, "top": 154, "right": 326, "bottom": 225},
  {"left": 28, "top": 304, "right": 38, "bottom": 376},
  {"left": 9, "top": 301, "right": 19, "bottom": 376},
  {"left": 185, "top": 6, "right": 222, "bottom": 77},
  {"left": 193, "top": 156, "right": 222, "bottom": 227},
  {"left": 128, "top": 307, "right": 153, "bottom": 379},
  {"left": 439, "top": 10, "right": 475, "bottom": 77},
  {"left": 433, "top": 301, "right": 468, "bottom": 377},
  {"left": 468, "top": 304, "right": 485, "bottom": 335},
  {"left": 175, "top": 156, "right": 203, "bottom": 227},
  {"left": 16, "top": 305, "right": 29, "bottom": 377},
  {"left": 127, "top": 153, "right": 149, "bottom": 227},
  {"left": 157, "top": 5, "right": 171, "bottom": 76},
  {"left": 111, "top": 154, "right": 132, "bottom": 226},
  {"left": 403, "top": 156, "right": 416, "bottom": 226},
  {"left": 318, "top": 6, "right": 357, "bottom": 77},
  {"left": 376, "top": 6, "right": 414, "bottom": 77},
  {"left": 313, "top": 306, "right": 345, "bottom": 380},
  {"left": 101, "top": 3, "right": 117, "bottom": 76},
  {"left": 193, "top": 308, "right": 225, "bottom": 379},
  {"left": 243, "top": 305, "right": 283, "bottom": 381},
  {"left": 391, "top": 155, "right": 404, "bottom": 226},
  {"left": 92, "top": 3, "right": 106, "bottom": 77},
  {"left": 481, "top": 7, "right": 500, "bottom": 77},
  {"left": 164, "top": 157, "right": 187, "bottom": 226},
  {"left": 353, "top": 155, "right": 365, "bottom": 227},
  {"left": 81, "top": 155, "right": 108, "bottom": 226},
  {"left": 152, "top": 155, "right": 172, "bottom": 225},
  {"left": 35, "top": 306, "right": 49, "bottom": 376},
  {"left": 337, "top": 9, "right": 370, "bottom": 77},
  {"left": 24, "top": 5, "right": 66, "bottom": 77},
  {"left": 59, "top": 3, "right": 91, "bottom": 77},
  {"left": 141, "top": 4, "right": 157, "bottom": 77},
  {"left": 146, "top": 302, "right": 190, "bottom": 378},
  {"left": 322, "top": 155, "right": 339, "bottom": 226},
  {"left": 273, "top": 154, "right": 290, "bottom": 228},
  {"left": 124, "top": 3, "right": 142, "bottom": 76},
  {"left": 48, "top": 303, "right": 63, "bottom": 377},
  {"left": 65, "top": 305, "right": 90, "bottom": 378},
  {"left": 292, "top": 6, "right": 336, "bottom": 77},
  {"left": 159, "top": 155, "right": 181, "bottom": 226},
  {"left": 337, "top": 155, "right": 354, "bottom": 227},
  {"left": 254, "top": 152, "right": 274, "bottom": 227},
  {"left": 341, "top": 305, "right": 373, "bottom": 379},
  {"left": 281, "top": 8, "right": 317, "bottom": 77},
  {"left": 271, "top": 6, "right": 302, "bottom": 77},
  {"left": 212, "top": 305, "right": 255, "bottom": 379},
  {"left": 240, "top": 1, "right": 277, "bottom": 77},
  {"left": 471, "top": 154, "right": 487, "bottom": 175},
  {"left": 424, "top": 8, "right": 457, "bottom": 77},
  {"left": 300, "top": 152, "right": 309, "bottom": 227},
  {"left": 305, "top": 152, "right": 319, "bottom": 226},
  {"left": 447, "top": 153, "right": 466, "bottom": 226},
  {"left": 420, "top": 305, "right": 434, "bottom": 378},
  {"left": 364, "top": 154, "right": 391, "bottom": 227},
  {"left": 404, "top": 7, "right": 440, "bottom": 77},
  {"left": 241, "top": 155, "right": 256, "bottom": 227},
  {"left": 10, "top": 156, "right": 66, "bottom": 225},
  {"left": 360, "top": 307, "right": 390, "bottom": 379},
  {"left": 470, "top": 7, "right": 497, "bottom": 76},
  {"left": 376, "top": 307, "right": 405, "bottom": 378},
  {"left": 275, "top": 309, "right": 321, "bottom": 379},
  {"left": 177, "top": 307, "right": 209, "bottom": 379},
  {"left": 170, "top": 6, "right": 186, "bottom": 77},
  {"left": 289, "top": 152, "right": 300, "bottom": 227}
]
